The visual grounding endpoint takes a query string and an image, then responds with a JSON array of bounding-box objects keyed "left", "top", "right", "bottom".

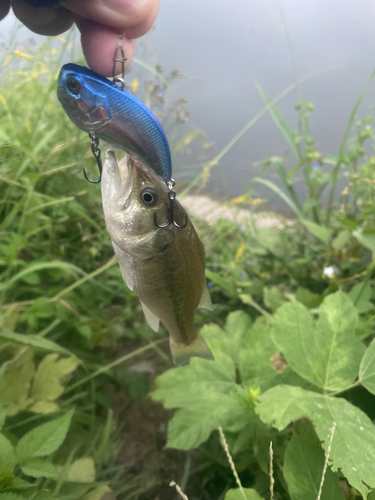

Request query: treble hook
[
  {"left": 154, "top": 179, "right": 188, "bottom": 229},
  {"left": 83, "top": 132, "right": 102, "bottom": 183},
  {"left": 112, "top": 41, "right": 127, "bottom": 89}
]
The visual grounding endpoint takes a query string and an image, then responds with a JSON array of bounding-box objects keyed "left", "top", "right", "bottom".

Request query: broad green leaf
[
  {"left": 16, "top": 409, "right": 74, "bottom": 462},
  {"left": 152, "top": 357, "right": 236, "bottom": 409},
  {"left": 31, "top": 354, "right": 79, "bottom": 408},
  {"left": 224, "top": 488, "right": 264, "bottom": 500},
  {"left": 239, "top": 317, "right": 303, "bottom": 391},
  {"left": 0, "top": 327, "right": 72, "bottom": 355},
  {"left": 166, "top": 393, "right": 249, "bottom": 450},
  {"left": 284, "top": 426, "right": 344, "bottom": 500},
  {"left": 0, "top": 348, "right": 35, "bottom": 415},
  {"left": 66, "top": 458, "right": 96, "bottom": 483},
  {"left": 359, "top": 337, "right": 375, "bottom": 395},
  {"left": 257, "top": 385, "right": 375, "bottom": 497},
  {"left": 332, "top": 229, "right": 351, "bottom": 250},
  {"left": 348, "top": 281, "right": 373, "bottom": 314},
  {"left": 295, "top": 288, "right": 322, "bottom": 308},
  {"left": 353, "top": 230, "right": 375, "bottom": 252},
  {"left": 201, "top": 310, "right": 252, "bottom": 364},
  {"left": 301, "top": 220, "right": 332, "bottom": 243},
  {"left": 82, "top": 485, "right": 113, "bottom": 500},
  {"left": 21, "top": 457, "right": 57, "bottom": 478},
  {"left": 263, "top": 286, "right": 287, "bottom": 312},
  {"left": 271, "top": 291, "right": 365, "bottom": 391},
  {"left": 0, "top": 434, "right": 17, "bottom": 478}
]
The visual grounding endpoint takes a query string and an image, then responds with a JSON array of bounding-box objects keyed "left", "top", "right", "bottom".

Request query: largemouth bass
[
  {"left": 101, "top": 149, "right": 213, "bottom": 365},
  {"left": 57, "top": 64, "right": 172, "bottom": 181}
]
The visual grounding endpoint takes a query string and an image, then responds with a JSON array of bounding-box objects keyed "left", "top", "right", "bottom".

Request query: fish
[
  {"left": 57, "top": 63, "right": 172, "bottom": 181},
  {"left": 101, "top": 149, "right": 214, "bottom": 366}
]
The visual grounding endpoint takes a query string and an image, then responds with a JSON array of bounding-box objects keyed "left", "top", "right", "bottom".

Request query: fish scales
[
  {"left": 57, "top": 63, "right": 172, "bottom": 181},
  {"left": 101, "top": 150, "right": 213, "bottom": 365}
]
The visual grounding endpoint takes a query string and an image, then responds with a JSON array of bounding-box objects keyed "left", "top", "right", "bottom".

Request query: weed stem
[
  {"left": 316, "top": 421, "right": 337, "bottom": 500},
  {"left": 170, "top": 480, "right": 189, "bottom": 500},
  {"left": 269, "top": 441, "right": 275, "bottom": 500},
  {"left": 218, "top": 426, "right": 246, "bottom": 500}
]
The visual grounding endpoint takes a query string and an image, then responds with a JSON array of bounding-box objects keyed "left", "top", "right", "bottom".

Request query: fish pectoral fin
[
  {"left": 170, "top": 334, "right": 214, "bottom": 366},
  {"left": 140, "top": 301, "right": 160, "bottom": 332},
  {"left": 112, "top": 242, "right": 134, "bottom": 291},
  {"left": 118, "top": 262, "right": 134, "bottom": 291},
  {"left": 198, "top": 285, "right": 213, "bottom": 310}
]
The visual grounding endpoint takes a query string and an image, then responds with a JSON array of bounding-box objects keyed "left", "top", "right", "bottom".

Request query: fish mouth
[{"left": 101, "top": 150, "right": 134, "bottom": 207}]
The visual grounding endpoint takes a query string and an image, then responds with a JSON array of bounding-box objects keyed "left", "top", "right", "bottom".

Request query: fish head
[
  {"left": 101, "top": 150, "right": 178, "bottom": 253},
  {"left": 57, "top": 64, "right": 111, "bottom": 132}
]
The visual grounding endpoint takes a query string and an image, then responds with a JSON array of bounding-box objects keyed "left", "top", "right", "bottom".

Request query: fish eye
[
  {"left": 66, "top": 76, "right": 81, "bottom": 96},
  {"left": 141, "top": 187, "right": 158, "bottom": 207}
]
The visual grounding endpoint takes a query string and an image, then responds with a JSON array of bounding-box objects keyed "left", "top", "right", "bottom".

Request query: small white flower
[{"left": 323, "top": 266, "right": 336, "bottom": 278}]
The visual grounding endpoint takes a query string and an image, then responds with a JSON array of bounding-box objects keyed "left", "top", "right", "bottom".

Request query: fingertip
[
  {"left": 12, "top": 0, "right": 73, "bottom": 36},
  {"left": 0, "top": 1, "right": 11, "bottom": 20},
  {"left": 77, "top": 19, "right": 135, "bottom": 77},
  {"left": 124, "top": 0, "right": 159, "bottom": 39}
]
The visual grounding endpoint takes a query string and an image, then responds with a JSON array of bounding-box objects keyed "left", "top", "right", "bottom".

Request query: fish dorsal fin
[
  {"left": 198, "top": 285, "right": 213, "bottom": 310},
  {"left": 141, "top": 301, "right": 160, "bottom": 332}
]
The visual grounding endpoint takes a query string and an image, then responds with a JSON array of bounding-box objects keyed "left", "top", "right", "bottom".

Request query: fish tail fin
[{"left": 170, "top": 334, "right": 214, "bottom": 366}]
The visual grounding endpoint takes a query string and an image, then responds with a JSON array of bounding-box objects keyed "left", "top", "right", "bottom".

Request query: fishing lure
[{"left": 57, "top": 63, "right": 172, "bottom": 181}]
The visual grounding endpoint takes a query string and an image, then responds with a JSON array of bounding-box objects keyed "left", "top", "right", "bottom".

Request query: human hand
[{"left": 0, "top": 0, "right": 160, "bottom": 76}]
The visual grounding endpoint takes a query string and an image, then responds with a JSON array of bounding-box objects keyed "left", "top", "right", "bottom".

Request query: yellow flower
[
  {"left": 51, "top": 48, "right": 57, "bottom": 55},
  {"left": 235, "top": 244, "right": 245, "bottom": 263},
  {"left": 183, "top": 130, "right": 199, "bottom": 145},
  {"left": 25, "top": 121, "right": 31, "bottom": 133},
  {"left": 232, "top": 195, "right": 245, "bottom": 205},
  {"left": 131, "top": 79, "right": 139, "bottom": 93},
  {"left": 13, "top": 50, "right": 32, "bottom": 61},
  {"left": 0, "top": 92, "right": 6, "bottom": 105},
  {"left": 56, "top": 36, "right": 66, "bottom": 43},
  {"left": 202, "top": 165, "right": 211, "bottom": 182},
  {"left": 251, "top": 198, "right": 262, "bottom": 206}
]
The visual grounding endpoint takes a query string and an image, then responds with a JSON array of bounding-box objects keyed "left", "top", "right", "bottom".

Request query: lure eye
[
  {"left": 141, "top": 187, "right": 158, "bottom": 207},
  {"left": 66, "top": 76, "right": 81, "bottom": 96}
]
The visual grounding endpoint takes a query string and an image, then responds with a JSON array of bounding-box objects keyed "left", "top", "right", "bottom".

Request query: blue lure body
[{"left": 57, "top": 63, "right": 172, "bottom": 181}]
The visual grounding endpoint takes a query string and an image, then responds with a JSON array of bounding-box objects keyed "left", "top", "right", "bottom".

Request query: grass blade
[{"left": 255, "top": 81, "right": 302, "bottom": 162}]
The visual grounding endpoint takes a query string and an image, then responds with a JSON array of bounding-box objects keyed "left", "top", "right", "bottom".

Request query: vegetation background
[{"left": 2, "top": 20, "right": 375, "bottom": 500}]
